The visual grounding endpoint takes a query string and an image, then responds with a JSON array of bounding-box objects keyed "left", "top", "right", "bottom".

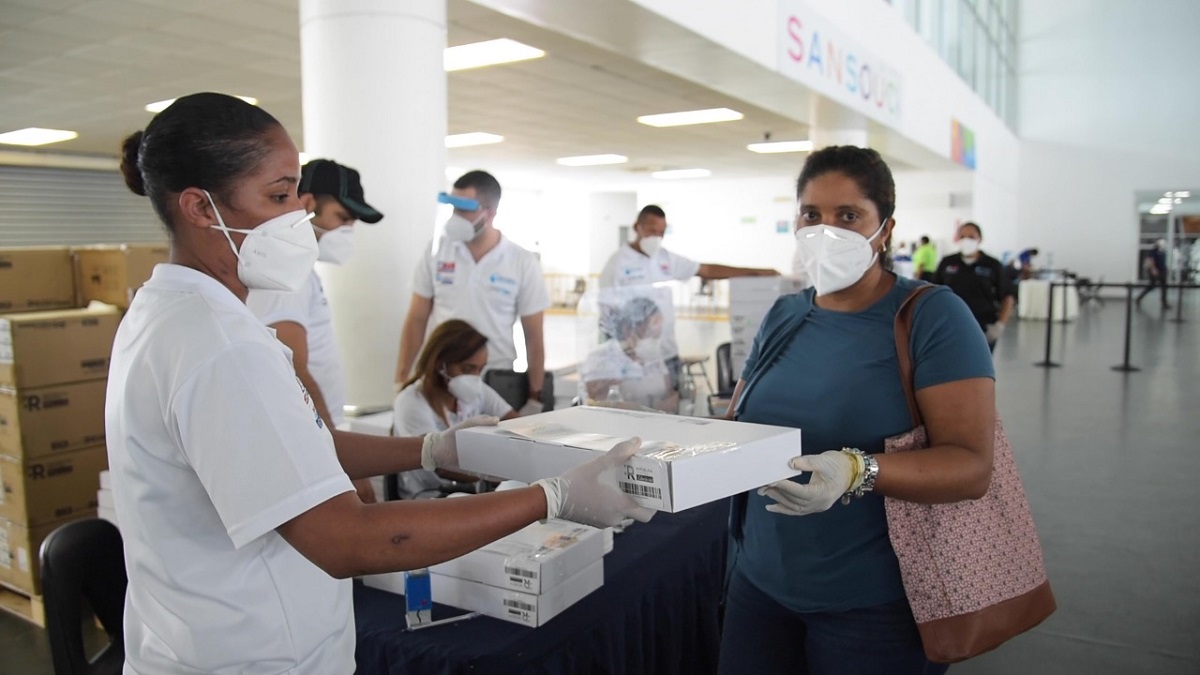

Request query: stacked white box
[
  {"left": 364, "top": 561, "right": 604, "bottom": 628},
  {"left": 430, "top": 518, "right": 603, "bottom": 593},
  {"left": 728, "top": 276, "right": 807, "bottom": 380},
  {"left": 456, "top": 406, "right": 802, "bottom": 512},
  {"left": 97, "top": 470, "right": 118, "bottom": 527}
]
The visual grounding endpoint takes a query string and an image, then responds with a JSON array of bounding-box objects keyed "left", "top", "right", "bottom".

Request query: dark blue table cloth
[{"left": 353, "top": 498, "right": 730, "bottom": 675}]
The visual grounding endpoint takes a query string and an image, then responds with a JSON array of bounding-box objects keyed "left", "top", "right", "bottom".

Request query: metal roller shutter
[{"left": 0, "top": 165, "right": 167, "bottom": 246}]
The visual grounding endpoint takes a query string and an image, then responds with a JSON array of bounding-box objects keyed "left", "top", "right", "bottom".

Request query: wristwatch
[{"left": 840, "top": 447, "right": 879, "bottom": 504}]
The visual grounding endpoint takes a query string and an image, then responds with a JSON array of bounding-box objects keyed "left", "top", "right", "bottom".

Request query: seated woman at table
[
  {"left": 393, "top": 319, "right": 517, "bottom": 499},
  {"left": 720, "top": 145, "right": 995, "bottom": 674},
  {"left": 582, "top": 296, "right": 679, "bottom": 412}
]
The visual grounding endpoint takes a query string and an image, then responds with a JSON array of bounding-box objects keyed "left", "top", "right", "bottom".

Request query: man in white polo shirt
[
  {"left": 599, "top": 204, "right": 777, "bottom": 384},
  {"left": 396, "top": 170, "right": 550, "bottom": 415},
  {"left": 248, "top": 159, "right": 382, "bottom": 501}
]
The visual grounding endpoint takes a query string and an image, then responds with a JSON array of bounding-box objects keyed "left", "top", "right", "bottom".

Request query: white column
[
  {"left": 300, "top": 0, "right": 446, "bottom": 411},
  {"left": 808, "top": 95, "right": 869, "bottom": 149}
]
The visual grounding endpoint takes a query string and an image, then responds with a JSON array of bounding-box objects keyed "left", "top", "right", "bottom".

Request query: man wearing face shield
[
  {"left": 932, "top": 221, "right": 1015, "bottom": 352},
  {"left": 247, "top": 159, "right": 383, "bottom": 501},
  {"left": 599, "top": 205, "right": 777, "bottom": 387},
  {"left": 396, "top": 170, "right": 550, "bottom": 416}
]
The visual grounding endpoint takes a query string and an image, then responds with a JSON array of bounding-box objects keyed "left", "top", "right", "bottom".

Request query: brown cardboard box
[
  {"left": 0, "top": 248, "right": 76, "bottom": 312},
  {"left": 73, "top": 243, "right": 168, "bottom": 308},
  {"left": 0, "top": 308, "right": 121, "bottom": 389},
  {"left": 0, "top": 380, "right": 107, "bottom": 461},
  {"left": 0, "top": 516, "right": 80, "bottom": 596},
  {"left": 0, "top": 446, "right": 107, "bottom": 527}
]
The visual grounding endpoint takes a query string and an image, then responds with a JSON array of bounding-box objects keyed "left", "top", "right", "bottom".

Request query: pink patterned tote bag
[{"left": 885, "top": 286, "right": 1056, "bottom": 663}]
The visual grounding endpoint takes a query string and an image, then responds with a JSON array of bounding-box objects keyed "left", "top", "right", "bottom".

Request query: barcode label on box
[
  {"left": 619, "top": 481, "right": 662, "bottom": 501},
  {"left": 504, "top": 566, "right": 537, "bottom": 580},
  {"left": 503, "top": 598, "right": 536, "bottom": 612}
]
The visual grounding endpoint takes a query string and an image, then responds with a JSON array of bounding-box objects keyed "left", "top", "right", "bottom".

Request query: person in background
[
  {"left": 396, "top": 170, "right": 549, "bottom": 415},
  {"left": 581, "top": 296, "right": 678, "bottom": 413},
  {"left": 719, "top": 145, "right": 994, "bottom": 674},
  {"left": 110, "top": 92, "right": 651, "bottom": 674},
  {"left": 599, "top": 204, "right": 778, "bottom": 386},
  {"left": 892, "top": 240, "right": 914, "bottom": 279},
  {"left": 911, "top": 235, "right": 938, "bottom": 280},
  {"left": 1136, "top": 239, "right": 1171, "bottom": 309},
  {"left": 393, "top": 319, "right": 518, "bottom": 499},
  {"left": 247, "top": 158, "right": 382, "bottom": 502},
  {"left": 1017, "top": 247, "right": 1041, "bottom": 280},
  {"left": 933, "top": 221, "right": 1016, "bottom": 352}
]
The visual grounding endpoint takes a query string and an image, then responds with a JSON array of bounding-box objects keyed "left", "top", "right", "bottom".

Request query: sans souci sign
[{"left": 778, "top": 0, "right": 902, "bottom": 122}]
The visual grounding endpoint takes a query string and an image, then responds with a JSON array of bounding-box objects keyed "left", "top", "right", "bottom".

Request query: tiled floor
[{"left": 3, "top": 292, "right": 1196, "bottom": 673}]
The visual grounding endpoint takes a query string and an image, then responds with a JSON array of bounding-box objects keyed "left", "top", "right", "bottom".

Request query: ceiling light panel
[
  {"left": 0, "top": 127, "right": 79, "bottom": 146},
  {"left": 556, "top": 154, "right": 628, "bottom": 167},
  {"left": 747, "top": 140, "right": 813, "bottom": 154},
  {"left": 652, "top": 168, "right": 712, "bottom": 180},
  {"left": 444, "top": 39, "right": 545, "bottom": 72},
  {"left": 637, "top": 108, "right": 744, "bottom": 127},
  {"left": 445, "top": 132, "right": 504, "bottom": 148}
]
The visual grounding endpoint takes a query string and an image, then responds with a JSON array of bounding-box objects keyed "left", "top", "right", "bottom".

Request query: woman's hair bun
[{"left": 120, "top": 131, "right": 147, "bottom": 196}]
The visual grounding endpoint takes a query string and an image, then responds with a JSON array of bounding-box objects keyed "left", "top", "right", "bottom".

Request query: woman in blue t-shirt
[{"left": 718, "top": 146, "right": 996, "bottom": 674}]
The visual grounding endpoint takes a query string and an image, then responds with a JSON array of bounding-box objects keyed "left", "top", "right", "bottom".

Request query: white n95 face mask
[
  {"left": 446, "top": 373, "right": 484, "bottom": 402},
  {"left": 958, "top": 238, "right": 980, "bottom": 256},
  {"left": 793, "top": 222, "right": 885, "bottom": 296},
  {"left": 316, "top": 226, "right": 355, "bottom": 264},
  {"left": 205, "top": 191, "right": 318, "bottom": 292},
  {"left": 638, "top": 236, "right": 664, "bottom": 257},
  {"left": 634, "top": 337, "right": 663, "bottom": 363},
  {"left": 445, "top": 212, "right": 485, "bottom": 242}
]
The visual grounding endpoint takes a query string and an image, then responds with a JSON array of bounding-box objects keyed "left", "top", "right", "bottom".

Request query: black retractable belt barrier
[
  {"left": 1112, "top": 283, "right": 1140, "bottom": 372},
  {"left": 1170, "top": 282, "right": 1186, "bottom": 323},
  {"left": 1034, "top": 281, "right": 1061, "bottom": 368}
]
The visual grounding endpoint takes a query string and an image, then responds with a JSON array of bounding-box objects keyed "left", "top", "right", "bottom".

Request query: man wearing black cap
[{"left": 248, "top": 159, "right": 383, "bottom": 502}]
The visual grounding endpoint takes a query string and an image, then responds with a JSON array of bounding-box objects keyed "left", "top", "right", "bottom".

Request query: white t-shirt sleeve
[
  {"left": 665, "top": 249, "right": 701, "bottom": 280},
  {"left": 393, "top": 384, "right": 445, "bottom": 435},
  {"left": 245, "top": 287, "right": 309, "bottom": 328},
  {"left": 411, "top": 242, "right": 436, "bottom": 299},
  {"left": 480, "top": 383, "right": 515, "bottom": 418},
  {"left": 172, "top": 341, "right": 354, "bottom": 549},
  {"left": 515, "top": 250, "right": 551, "bottom": 318}
]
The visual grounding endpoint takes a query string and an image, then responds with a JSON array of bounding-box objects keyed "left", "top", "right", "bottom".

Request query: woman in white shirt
[
  {"left": 582, "top": 296, "right": 678, "bottom": 412},
  {"left": 393, "top": 319, "right": 517, "bottom": 498},
  {"left": 107, "top": 92, "right": 651, "bottom": 674}
]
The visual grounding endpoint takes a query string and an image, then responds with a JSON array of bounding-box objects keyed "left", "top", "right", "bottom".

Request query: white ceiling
[{"left": 0, "top": 0, "right": 831, "bottom": 185}]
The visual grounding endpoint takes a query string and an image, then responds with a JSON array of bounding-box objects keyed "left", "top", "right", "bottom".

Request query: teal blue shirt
[{"left": 736, "top": 276, "right": 994, "bottom": 612}]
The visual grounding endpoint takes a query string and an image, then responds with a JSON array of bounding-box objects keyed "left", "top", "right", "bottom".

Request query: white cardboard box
[
  {"left": 363, "top": 561, "right": 603, "bottom": 628},
  {"left": 456, "top": 406, "right": 802, "bottom": 512},
  {"left": 430, "top": 518, "right": 603, "bottom": 594}
]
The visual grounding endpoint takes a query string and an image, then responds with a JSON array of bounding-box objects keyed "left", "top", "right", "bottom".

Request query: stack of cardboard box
[
  {"left": 365, "top": 518, "right": 607, "bottom": 628},
  {"left": 728, "top": 276, "right": 808, "bottom": 378},
  {"left": 0, "top": 244, "right": 165, "bottom": 609}
]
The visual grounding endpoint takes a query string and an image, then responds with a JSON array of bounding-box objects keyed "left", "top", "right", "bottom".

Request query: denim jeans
[{"left": 718, "top": 569, "right": 950, "bottom": 675}]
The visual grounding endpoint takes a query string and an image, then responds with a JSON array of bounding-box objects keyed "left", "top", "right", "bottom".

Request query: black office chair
[
  {"left": 39, "top": 518, "right": 127, "bottom": 675},
  {"left": 483, "top": 370, "right": 555, "bottom": 413},
  {"left": 708, "top": 342, "right": 735, "bottom": 417}
]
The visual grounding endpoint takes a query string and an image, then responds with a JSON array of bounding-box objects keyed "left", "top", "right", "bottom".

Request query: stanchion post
[
  {"left": 1035, "top": 280, "right": 1060, "bottom": 367},
  {"left": 1112, "top": 283, "right": 1140, "bottom": 372}
]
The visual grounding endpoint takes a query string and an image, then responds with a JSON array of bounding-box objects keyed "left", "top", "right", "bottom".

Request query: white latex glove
[
  {"left": 518, "top": 399, "right": 544, "bottom": 416},
  {"left": 759, "top": 450, "right": 854, "bottom": 516},
  {"left": 536, "top": 437, "right": 656, "bottom": 527},
  {"left": 420, "top": 415, "right": 499, "bottom": 471},
  {"left": 985, "top": 321, "right": 1006, "bottom": 343}
]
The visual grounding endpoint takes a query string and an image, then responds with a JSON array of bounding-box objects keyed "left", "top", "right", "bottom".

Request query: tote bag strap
[{"left": 893, "top": 284, "right": 938, "bottom": 427}]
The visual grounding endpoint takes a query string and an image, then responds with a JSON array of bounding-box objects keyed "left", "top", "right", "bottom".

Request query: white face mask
[
  {"left": 315, "top": 225, "right": 355, "bottom": 264},
  {"left": 958, "top": 238, "right": 980, "bottom": 256},
  {"left": 634, "top": 337, "right": 663, "bottom": 363},
  {"left": 445, "top": 373, "right": 483, "bottom": 402},
  {"left": 793, "top": 222, "right": 885, "bottom": 296},
  {"left": 205, "top": 191, "right": 318, "bottom": 292},
  {"left": 445, "top": 211, "right": 485, "bottom": 242},
  {"left": 638, "top": 236, "right": 664, "bottom": 257}
]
